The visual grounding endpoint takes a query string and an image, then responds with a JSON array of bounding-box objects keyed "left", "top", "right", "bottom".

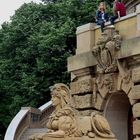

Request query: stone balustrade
[
  {"left": 4, "top": 109, "right": 29, "bottom": 140},
  {"left": 76, "top": 12, "right": 140, "bottom": 55},
  {"left": 4, "top": 101, "right": 53, "bottom": 140}
]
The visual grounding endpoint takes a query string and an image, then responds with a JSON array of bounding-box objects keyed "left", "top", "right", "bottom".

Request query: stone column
[
  {"left": 68, "top": 23, "right": 99, "bottom": 115},
  {"left": 136, "top": 4, "right": 140, "bottom": 31},
  {"left": 68, "top": 53, "right": 97, "bottom": 116},
  {"left": 76, "top": 23, "right": 96, "bottom": 54}
]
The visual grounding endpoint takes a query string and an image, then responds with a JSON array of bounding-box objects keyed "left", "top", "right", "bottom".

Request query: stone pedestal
[
  {"left": 76, "top": 23, "right": 95, "bottom": 54},
  {"left": 43, "top": 136, "right": 117, "bottom": 140}
]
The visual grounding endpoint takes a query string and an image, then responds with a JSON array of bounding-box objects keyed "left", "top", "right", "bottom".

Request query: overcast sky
[{"left": 0, "top": 0, "right": 42, "bottom": 25}]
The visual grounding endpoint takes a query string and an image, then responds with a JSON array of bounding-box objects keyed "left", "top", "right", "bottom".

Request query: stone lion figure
[{"left": 29, "top": 83, "right": 116, "bottom": 140}]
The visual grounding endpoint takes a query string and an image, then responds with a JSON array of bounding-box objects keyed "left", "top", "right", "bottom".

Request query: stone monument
[{"left": 29, "top": 83, "right": 116, "bottom": 140}]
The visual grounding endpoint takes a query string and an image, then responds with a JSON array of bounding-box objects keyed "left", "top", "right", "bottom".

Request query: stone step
[{"left": 20, "top": 128, "right": 47, "bottom": 140}]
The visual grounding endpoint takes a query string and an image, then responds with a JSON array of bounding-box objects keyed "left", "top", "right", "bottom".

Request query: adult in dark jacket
[{"left": 96, "top": 2, "right": 109, "bottom": 32}]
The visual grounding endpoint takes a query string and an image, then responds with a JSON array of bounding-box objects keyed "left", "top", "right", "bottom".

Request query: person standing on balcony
[
  {"left": 96, "top": 2, "right": 109, "bottom": 32},
  {"left": 110, "top": 0, "right": 126, "bottom": 25}
]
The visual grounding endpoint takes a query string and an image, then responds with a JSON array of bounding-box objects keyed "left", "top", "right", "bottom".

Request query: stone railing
[
  {"left": 39, "top": 101, "right": 54, "bottom": 127},
  {"left": 4, "top": 108, "right": 29, "bottom": 140},
  {"left": 4, "top": 101, "right": 53, "bottom": 140},
  {"left": 15, "top": 109, "right": 30, "bottom": 140},
  {"left": 75, "top": 4, "right": 140, "bottom": 55}
]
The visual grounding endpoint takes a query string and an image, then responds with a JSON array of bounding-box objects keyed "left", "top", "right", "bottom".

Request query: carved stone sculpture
[
  {"left": 46, "top": 83, "right": 82, "bottom": 138},
  {"left": 29, "top": 83, "right": 117, "bottom": 140},
  {"left": 92, "top": 30, "right": 121, "bottom": 73}
]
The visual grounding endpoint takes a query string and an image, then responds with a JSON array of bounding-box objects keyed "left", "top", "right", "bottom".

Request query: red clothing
[{"left": 115, "top": 2, "right": 126, "bottom": 17}]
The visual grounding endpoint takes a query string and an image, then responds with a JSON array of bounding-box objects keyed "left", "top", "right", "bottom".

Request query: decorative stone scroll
[
  {"left": 29, "top": 83, "right": 117, "bottom": 140},
  {"left": 70, "top": 78, "right": 93, "bottom": 95},
  {"left": 92, "top": 30, "right": 121, "bottom": 74}
]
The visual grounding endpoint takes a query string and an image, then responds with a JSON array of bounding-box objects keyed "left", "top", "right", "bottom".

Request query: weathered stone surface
[
  {"left": 92, "top": 31, "right": 121, "bottom": 74},
  {"left": 117, "top": 59, "right": 132, "bottom": 95},
  {"left": 29, "top": 83, "right": 116, "bottom": 140},
  {"left": 118, "top": 36, "right": 140, "bottom": 59},
  {"left": 97, "top": 73, "right": 118, "bottom": 99},
  {"left": 21, "top": 107, "right": 41, "bottom": 114},
  {"left": 137, "top": 4, "right": 140, "bottom": 31},
  {"left": 43, "top": 136, "right": 117, "bottom": 140},
  {"left": 95, "top": 15, "right": 138, "bottom": 44},
  {"left": 129, "top": 85, "right": 140, "bottom": 100},
  {"left": 128, "top": 90, "right": 137, "bottom": 105},
  {"left": 70, "top": 78, "right": 93, "bottom": 95},
  {"left": 76, "top": 23, "right": 95, "bottom": 54},
  {"left": 71, "top": 68, "right": 94, "bottom": 80},
  {"left": 73, "top": 94, "right": 93, "bottom": 109},
  {"left": 133, "top": 103, "right": 140, "bottom": 118},
  {"left": 134, "top": 138, "right": 140, "bottom": 140},
  {"left": 132, "top": 67, "right": 140, "bottom": 83},
  {"left": 133, "top": 120, "right": 140, "bottom": 135},
  {"left": 78, "top": 110, "right": 99, "bottom": 116},
  {"left": 67, "top": 51, "right": 97, "bottom": 72},
  {"left": 121, "top": 75, "right": 133, "bottom": 95},
  {"left": 104, "top": 27, "right": 115, "bottom": 38},
  {"left": 136, "top": 3, "right": 140, "bottom": 14},
  {"left": 123, "top": 0, "right": 140, "bottom": 14},
  {"left": 137, "top": 14, "right": 140, "bottom": 31},
  {"left": 94, "top": 93, "right": 104, "bottom": 111}
]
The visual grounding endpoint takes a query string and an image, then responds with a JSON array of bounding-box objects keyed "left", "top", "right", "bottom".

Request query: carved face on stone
[
  {"left": 51, "top": 94, "right": 61, "bottom": 107},
  {"left": 50, "top": 83, "right": 70, "bottom": 108}
]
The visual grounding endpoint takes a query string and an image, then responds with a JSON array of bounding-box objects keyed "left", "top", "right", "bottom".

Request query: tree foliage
[{"left": 0, "top": 0, "right": 112, "bottom": 138}]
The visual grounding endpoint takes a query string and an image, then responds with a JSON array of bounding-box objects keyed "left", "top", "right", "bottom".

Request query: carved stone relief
[
  {"left": 92, "top": 30, "right": 121, "bottom": 74},
  {"left": 95, "top": 73, "right": 118, "bottom": 98},
  {"left": 117, "top": 60, "right": 135, "bottom": 105}
]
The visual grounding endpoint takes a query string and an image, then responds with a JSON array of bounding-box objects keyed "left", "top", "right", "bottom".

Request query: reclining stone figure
[{"left": 29, "top": 83, "right": 116, "bottom": 140}]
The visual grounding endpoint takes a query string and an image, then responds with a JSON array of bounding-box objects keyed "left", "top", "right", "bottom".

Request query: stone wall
[{"left": 68, "top": 4, "right": 140, "bottom": 140}]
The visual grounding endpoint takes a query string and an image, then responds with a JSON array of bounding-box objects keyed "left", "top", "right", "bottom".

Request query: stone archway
[{"left": 103, "top": 92, "right": 132, "bottom": 140}]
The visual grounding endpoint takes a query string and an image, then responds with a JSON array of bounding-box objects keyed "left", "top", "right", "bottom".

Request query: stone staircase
[
  {"left": 20, "top": 128, "right": 47, "bottom": 140},
  {"left": 4, "top": 101, "right": 53, "bottom": 140}
]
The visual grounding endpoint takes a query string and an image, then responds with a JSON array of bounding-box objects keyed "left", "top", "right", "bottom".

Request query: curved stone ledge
[{"left": 4, "top": 109, "right": 29, "bottom": 140}]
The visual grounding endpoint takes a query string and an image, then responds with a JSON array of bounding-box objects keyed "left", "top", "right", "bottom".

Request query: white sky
[{"left": 0, "top": 0, "right": 42, "bottom": 25}]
